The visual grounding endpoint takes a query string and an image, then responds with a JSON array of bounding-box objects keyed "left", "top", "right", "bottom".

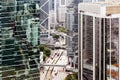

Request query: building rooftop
[
  {"left": 105, "top": 0, "right": 120, "bottom": 3},
  {"left": 78, "top": 2, "right": 120, "bottom": 16}
]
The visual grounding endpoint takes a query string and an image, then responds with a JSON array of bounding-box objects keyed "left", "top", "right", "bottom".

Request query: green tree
[
  {"left": 44, "top": 48, "right": 51, "bottom": 57},
  {"left": 64, "top": 72, "right": 78, "bottom": 80},
  {"left": 50, "top": 46, "right": 55, "bottom": 50},
  {"left": 58, "top": 27, "right": 67, "bottom": 33},
  {"left": 40, "top": 45, "right": 45, "bottom": 51},
  {"left": 65, "top": 74, "right": 72, "bottom": 80},
  {"left": 43, "top": 54, "right": 46, "bottom": 61},
  {"left": 52, "top": 34, "right": 60, "bottom": 39}
]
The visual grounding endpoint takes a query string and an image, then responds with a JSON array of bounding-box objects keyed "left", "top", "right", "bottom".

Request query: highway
[
  {"left": 40, "top": 49, "right": 64, "bottom": 80},
  {"left": 45, "top": 50, "right": 64, "bottom": 80},
  {"left": 40, "top": 33, "right": 69, "bottom": 80}
]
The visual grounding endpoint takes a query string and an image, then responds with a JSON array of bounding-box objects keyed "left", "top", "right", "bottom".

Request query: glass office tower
[
  {"left": 40, "top": 0, "right": 49, "bottom": 29},
  {"left": 0, "top": 0, "right": 40, "bottom": 80},
  {"left": 78, "top": 3, "right": 120, "bottom": 80}
]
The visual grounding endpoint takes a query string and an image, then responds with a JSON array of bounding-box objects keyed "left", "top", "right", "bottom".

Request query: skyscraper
[
  {"left": 0, "top": 0, "right": 16, "bottom": 79},
  {"left": 78, "top": 2, "right": 120, "bottom": 80},
  {"left": 59, "top": 0, "right": 66, "bottom": 6},
  {"left": 40, "top": 0, "right": 51, "bottom": 42},
  {"left": 66, "top": 0, "right": 96, "bottom": 70},
  {"left": 66, "top": 4, "right": 78, "bottom": 69},
  {"left": 58, "top": 6, "right": 66, "bottom": 26},
  {"left": 40, "top": 0, "right": 50, "bottom": 32},
  {"left": 56, "top": 0, "right": 66, "bottom": 26},
  {"left": 0, "top": 0, "right": 40, "bottom": 79}
]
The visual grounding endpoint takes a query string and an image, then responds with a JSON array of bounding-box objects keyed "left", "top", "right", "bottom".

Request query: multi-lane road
[
  {"left": 40, "top": 38, "right": 69, "bottom": 80},
  {"left": 45, "top": 49, "right": 64, "bottom": 80},
  {"left": 40, "top": 49, "right": 68, "bottom": 80}
]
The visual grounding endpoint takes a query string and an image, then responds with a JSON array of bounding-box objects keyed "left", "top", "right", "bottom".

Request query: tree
[
  {"left": 44, "top": 48, "right": 51, "bottom": 57},
  {"left": 64, "top": 72, "right": 78, "bottom": 80},
  {"left": 50, "top": 46, "right": 55, "bottom": 50},
  {"left": 65, "top": 74, "right": 72, "bottom": 80},
  {"left": 40, "top": 45, "right": 45, "bottom": 51},
  {"left": 58, "top": 27, "right": 67, "bottom": 33},
  {"left": 43, "top": 54, "right": 46, "bottom": 61},
  {"left": 52, "top": 34, "right": 60, "bottom": 39}
]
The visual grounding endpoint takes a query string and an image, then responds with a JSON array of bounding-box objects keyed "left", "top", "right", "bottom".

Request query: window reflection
[{"left": 106, "top": 18, "right": 119, "bottom": 80}]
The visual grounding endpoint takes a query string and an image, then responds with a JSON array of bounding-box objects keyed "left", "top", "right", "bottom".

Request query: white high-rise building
[
  {"left": 66, "top": 0, "right": 104, "bottom": 70},
  {"left": 57, "top": 0, "right": 67, "bottom": 26},
  {"left": 58, "top": 6, "right": 66, "bottom": 26},
  {"left": 59, "top": 0, "right": 66, "bottom": 6},
  {"left": 78, "top": 2, "right": 120, "bottom": 80},
  {"left": 49, "top": 10, "right": 56, "bottom": 29}
]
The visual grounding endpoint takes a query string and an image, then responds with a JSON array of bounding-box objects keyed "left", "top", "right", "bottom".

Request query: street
[
  {"left": 52, "top": 50, "right": 68, "bottom": 80},
  {"left": 40, "top": 36, "right": 69, "bottom": 80}
]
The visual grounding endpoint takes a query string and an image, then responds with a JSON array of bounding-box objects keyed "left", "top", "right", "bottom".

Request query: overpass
[{"left": 40, "top": 64, "right": 67, "bottom": 67}]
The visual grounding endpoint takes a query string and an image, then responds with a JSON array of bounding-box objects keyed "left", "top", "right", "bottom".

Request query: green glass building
[{"left": 0, "top": 0, "right": 40, "bottom": 80}]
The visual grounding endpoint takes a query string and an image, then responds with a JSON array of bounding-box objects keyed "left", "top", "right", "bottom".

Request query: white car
[
  {"left": 54, "top": 70, "right": 58, "bottom": 75},
  {"left": 65, "top": 66, "right": 73, "bottom": 72}
]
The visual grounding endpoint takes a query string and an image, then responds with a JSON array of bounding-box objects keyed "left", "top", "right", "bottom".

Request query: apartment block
[{"left": 78, "top": 2, "right": 120, "bottom": 80}]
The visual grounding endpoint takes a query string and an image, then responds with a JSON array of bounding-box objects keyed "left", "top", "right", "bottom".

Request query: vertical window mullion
[
  {"left": 93, "top": 16, "right": 95, "bottom": 80},
  {"left": 118, "top": 18, "right": 120, "bottom": 80},
  {"left": 80, "top": 12, "right": 83, "bottom": 80},
  {"left": 103, "top": 18, "right": 106, "bottom": 80},
  {"left": 99, "top": 18, "right": 101, "bottom": 80},
  {"left": 110, "top": 18, "right": 112, "bottom": 80}
]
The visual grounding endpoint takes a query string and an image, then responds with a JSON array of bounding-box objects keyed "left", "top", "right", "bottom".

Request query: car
[
  {"left": 54, "top": 70, "right": 58, "bottom": 75},
  {"left": 65, "top": 66, "right": 73, "bottom": 72},
  {"left": 51, "top": 57, "right": 53, "bottom": 59},
  {"left": 51, "top": 55, "right": 54, "bottom": 59},
  {"left": 40, "top": 66, "right": 44, "bottom": 70},
  {"left": 55, "top": 53, "right": 57, "bottom": 55},
  {"left": 65, "top": 69, "right": 72, "bottom": 72}
]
